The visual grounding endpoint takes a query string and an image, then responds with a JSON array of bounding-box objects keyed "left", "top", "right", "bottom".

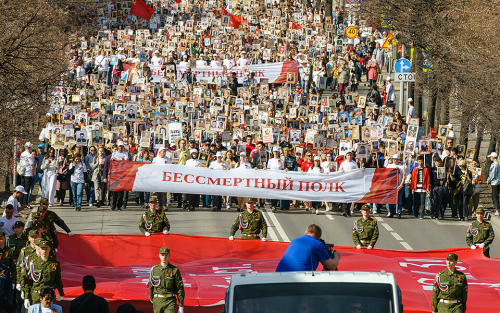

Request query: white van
[{"left": 222, "top": 271, "right": 403, "bottom": 313}]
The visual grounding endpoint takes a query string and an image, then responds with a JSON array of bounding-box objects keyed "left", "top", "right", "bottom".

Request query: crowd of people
[{"left": 2, "top": 0, "right": 499, "bottom": 312}]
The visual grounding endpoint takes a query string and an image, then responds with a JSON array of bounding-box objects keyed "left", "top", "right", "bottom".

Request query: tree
[{"left": 0, "top": 0, "right": 98, "bottom": 190}]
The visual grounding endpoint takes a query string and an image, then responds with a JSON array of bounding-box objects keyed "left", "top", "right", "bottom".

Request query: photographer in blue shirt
[{"left": 276, "top": 224, "right": 341, "bottom": 272}]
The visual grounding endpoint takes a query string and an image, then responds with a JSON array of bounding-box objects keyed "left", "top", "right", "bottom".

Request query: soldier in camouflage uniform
[
  {"left": 0, "top": 231, "right": 15, "bottom": 283},
  {"left": 39, "top": 197, "right": 74, "bottom": 237},
  {"left": 432, "top": 253, "right": 467, "bottom": 313},
  {"left": 7, "top": 221, "right": 27, "bottom": 308},
  {"left": 17, "top": 231, "right": 40, "bottom": 300},
  {"left": 229, "top": 198, "right": 268, "bottom": 241},
  {"left": 352, "top": 205, "right": 379, "bottom": 249},
  {"left": 148, "top": 247, "right": 185, "bottom": 313},
  {"left": 22, "top": 240, "right": 63, "bottom": 308},
  {"left": 139, "top": 197, "right": 171, "bottom": 236},
  {"left": 466, "top": 208, "right": 495, "bottom": 257}
]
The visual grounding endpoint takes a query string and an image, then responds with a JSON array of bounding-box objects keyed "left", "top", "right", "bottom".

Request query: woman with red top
[{"left": 410, "top": 156, "right": 430, "bottom": 219}]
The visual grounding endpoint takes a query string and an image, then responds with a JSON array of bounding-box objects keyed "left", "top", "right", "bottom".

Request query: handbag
[
  {"left": 57, "top": 173, "right": 67, "bottom": 181},
  {"left": 463, "top": 174, "right": 473, "bottom": 195},
  {"left": 375, "top": 66, "right": 381, "bottom": 75}
]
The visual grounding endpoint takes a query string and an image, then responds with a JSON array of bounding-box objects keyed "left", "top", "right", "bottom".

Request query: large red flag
[
  {"left": 291, "top": 22, "right": 303, "bottom": 30},
  {"left": 131, "top": 0, "right": 155, "bottom": 21},
  {"left": 221, "top": 7, "right": 241, "bottom": 29}
]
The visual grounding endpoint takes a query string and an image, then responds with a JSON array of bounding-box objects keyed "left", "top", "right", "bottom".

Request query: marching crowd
[{"left": 1, "top": 0, "right": 499, "bottom": 312}]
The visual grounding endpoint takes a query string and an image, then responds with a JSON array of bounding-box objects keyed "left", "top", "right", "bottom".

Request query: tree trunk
[
  {"left": 426, "top": 87, "right": 437, "bottom": 134},
  {"left": 412, "top": 50, "right": 423, "bottom": 124},
  {"left": 325, "top": 0, "right": 333, "bottom": 17},
  {"left": 459, "top": 112, "right": 469, "bottom": 148},
  {"left": 473, "top": 125, "right": 483, "bottom": 163}
]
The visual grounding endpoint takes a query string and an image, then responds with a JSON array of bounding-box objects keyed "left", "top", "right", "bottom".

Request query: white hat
[
  {"left": 216, "top": 151, "right": 223, "bottom": 157},
  {"left": 117, "top": 142, "right": 124, "bottom": 146},
  {"left": 190, "top": 149, "right": 198, "bottom": 154},
  {"left": 240, "top": 51, "right": 246, "bottom": 54},
  {"left": 183, "top": 55, "right": 188, "bottom": 59},
  {"left": 158, "top": 146, "right": 167, "bottom": 152},
  {"left": 154, "top": 50, "right": 160, "bottom": 54},
  {"left": 118, "top": 47, "right": 124, "bottom": 51},
  {"left": 313, "top": 156, "right": 320, "bottom": 161},
  {"left": 272, "top": 146, "right": 280, "bottom": 152},
  {"left": 487, "top": 152, "right": 498, "bottom": 158},
  {"left": 46, "top": 113, "right": 51, "bottom": 117},
  {"left": 407, "top": 98, "right": 413, "bottom": 103},
  {"left": 447, "top": 123, "right": 453, "bottom": 129},
  {"left": 25, "top": 142, "right": 33, "bottom": 147},
  {"left": 15, "top": 185, "right": 27, "bottom": 194},
  {"left": 240, "top": 152, "right": 247, "bottom": 156},
  {"left": 391, "top": 153, "right": 399, "bottom": 159},
  {"left": 386, "top": 76, "right": 391, "bottom": 81}
]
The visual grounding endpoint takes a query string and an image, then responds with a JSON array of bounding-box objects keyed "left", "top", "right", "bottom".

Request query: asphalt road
[{"left": 46, "top": 195, "right": 500, "bottom": 258}]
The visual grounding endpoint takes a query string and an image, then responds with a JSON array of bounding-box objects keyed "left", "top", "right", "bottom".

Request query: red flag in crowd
[
  {"left": 291, "top": 22, "right": 302, "bottom": 30},
  {"left": 254, "top": 28, "right": 261, "bottom": 37},
  {"left": 221, "top": 7, "right": 241, "bottom": 29},
  {"left": 131, "top": 0, "right": 155, "bottom": 21}
]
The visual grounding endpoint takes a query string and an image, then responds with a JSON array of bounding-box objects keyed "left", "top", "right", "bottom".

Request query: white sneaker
[
  {"left": 387, "top": 213, "right": 391, "bottom": 217},
  {"left": 226, "top": 205, "right": 231, "bottom": 210},
  {"left": 325, "top": 207, "right": 332, "bottom": 212},
  {"left": 373, "top": 210, "right": 378, "bottom": 214},
  {"left": 315, "top": 209, "right": 320, "bottom": 215},
  {"left": 350, "top": 209, "right": 354, "bottom": 214},
  {"left": 167, "top": 201, "right": 172, "bottom": 205}
]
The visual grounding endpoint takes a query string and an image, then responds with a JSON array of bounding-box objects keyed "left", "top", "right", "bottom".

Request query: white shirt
[
  {"left": 69, "top": 162, "right": 87, "bottom": 183},
  {"left": 153, "top": 155, "right": 172, "bottom": 164},
  {"left": 223, "top": 58, "right": 234, "bottom": 69},
  {"left": 111, "top": 151, "right": 129, "bottom": 161},
  {"left": 267, "top": 158, "right": 284, "bottom": 170},
  {"left": 185, "top": 159, "right": 202, "bottom": 167},
  {"left": 196, "top": 60, "right": 207, "bottom": 67},
  {"left": 237, "top": 161, "right": 252, "bottom": 169},
  {"left": 339, "top": 160, "right": 358, "bottom": 171},
  {"left": 95, "top": 55, "right": 110, "bottom": 71},
  {"left": 237, "top": 57, "right": 249, "bottom": 67},
  {"left": 321, "top": 161, "right": 334, "bottom": 173},
  {"left": 448, "top": 130, "right": 456, "bottom": 138},
  {"left": 0, "top": 215, "right": 20, "bottom": 236},
  {"left": 4, "top": 196, "right": 19, "bottom": 216},
  {"left": 209, "top": 161, "right": 228, "bottom": 170},
  {"left": 20, "top": 151, "right": 35, "bottom": 176},
  {"left": 406, "top": 106, "right": 416, "bottom": 123},
  {"left": 150, "top": 56, "right": 163, "bottom": 66},
  {"left": 309, "top": 166, "right": 324, "bottom": 174},
  {"left": 210, "top": 60, "right": 220, "bottom": 67},
  {"left": 385, "top": 83, "right": 395, "bottom": 102},
  {"left": 178, "top": 61, "right": 189, "bottom": 67}
]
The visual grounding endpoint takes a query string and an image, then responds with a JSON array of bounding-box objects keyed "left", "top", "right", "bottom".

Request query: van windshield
[{"left": 233, "top": 282, "right": 394, "bottom": 313}]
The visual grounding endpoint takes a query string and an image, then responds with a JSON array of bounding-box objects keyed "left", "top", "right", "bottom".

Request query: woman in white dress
[
  {"left": 309, "top": 156, "right": 324, "bottom": 215},
  {"left": 41, "top": 147, "right": 57, "bottom": 205},
  {"left": 235, "top": 152, "right": 253, "bottom": 212}
]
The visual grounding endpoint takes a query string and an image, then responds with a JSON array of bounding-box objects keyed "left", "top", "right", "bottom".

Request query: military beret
[
  {"left": 32, "top": 221, "right": 44, "bottom": 229},
  {"left": 40, "top": 198, "right": 49, "bottom": 204},
  {"left": 14, "top": 221, "right": 25, "bottom": 228},
  {"left": 361, "top": 204, "right": 370, "bottom": 211},
  {"left": 39, "top": 241, "right": 51, "bottom": 248},
  {"left": 149, "top": 197, "right": 157, "bottom": 203},
  {"left": 28, "top": 230, "right": 39, "bottom": 237},
  {"left": 159, "top": 247, "right": 170, "bottom": 254},
  {"left": 0, "top": 231, "right": 5, "bottom": 237},
  {"left": 246, "top": 198, "right": 256, "bottom": 203},
  {"left": 446, "top": 253, "right": 458, "bottom": 261},
  {"left": 476, "top": 208, "right": 485, "bottom": 214}
]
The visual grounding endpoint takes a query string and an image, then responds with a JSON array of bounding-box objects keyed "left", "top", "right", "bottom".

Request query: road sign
[
  {"left": 347, "top": 0, "right": 358, "bottom": 3},
  {"left": 393, "top": 72, "right": 415, "bottom": 82},
  {"left": 394, "top": 58, "right": 411, "bottom": 73},
  {"left": 381, "top": 32, "right": 395, "bottom": 48},
  {"left": 345, "top": 26, "right": 358, "bottom": 39}
]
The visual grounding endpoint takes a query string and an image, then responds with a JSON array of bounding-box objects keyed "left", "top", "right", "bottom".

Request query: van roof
[{"left": 230, "top": 271, "right": 396, "bottom": 286}]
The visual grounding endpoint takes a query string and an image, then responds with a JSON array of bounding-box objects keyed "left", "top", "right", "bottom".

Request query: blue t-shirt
[{"left": 276, "top": 235, "right": 331, "bottom": 272}]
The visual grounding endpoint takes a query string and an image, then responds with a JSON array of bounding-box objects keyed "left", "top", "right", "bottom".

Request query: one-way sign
[
  {"left": 393, "top": 72, "right": 415, "bottom": 82},
  {"left": 394, "top": 58, "right": 411, "bottom": 73}
]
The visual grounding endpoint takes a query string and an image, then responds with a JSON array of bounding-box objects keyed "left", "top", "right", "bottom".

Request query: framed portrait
[
  {"left": 313, "top": 134, "right": 324, "bottom": 149},
  {"left": 465, "top": 148, "right": 475, "bottom": 162},
  {"left": 357, "top": 144, "right": 368, "bottom": 159},
  {"left": 286, "top": 72, "right": 295, "bottom": 84},
  {"left": 438, "top": 125, "right": 449, "bottom": 138},
  {"left": 437, "top": 167, "right": 446, "bottom": 179},
  {"left": 445, "top": 157, "right": 456, "bottom": 175},
  {"left": 198, "top": 151, "right": 210, "bottom": 167},
  {"left": 408, "top": 117, "right": 420, "bottom": 127}
]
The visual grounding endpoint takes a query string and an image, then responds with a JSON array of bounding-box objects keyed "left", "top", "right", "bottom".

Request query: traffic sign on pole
[
  {"left": 381, "top": 32, "right": 395, "bottom": 48},
  {"left": 345, "top": 26, "right": 358, "bottom": 39},
  {"left": 394, "top": 58, "right": 411, "bottom": 73},
  {"left": 393, "top": 73, "right": 415, "bottom": 82}
]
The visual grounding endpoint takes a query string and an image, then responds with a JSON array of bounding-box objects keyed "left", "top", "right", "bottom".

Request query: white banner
[
  {"left": 175, "top": 61, "right": 297, "bottom": 84},
  {"left": 109, "top": 162, "right": 398, "bottom": 204}
]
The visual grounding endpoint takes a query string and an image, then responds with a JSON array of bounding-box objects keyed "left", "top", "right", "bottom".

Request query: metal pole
[
  {"left": 13, "top": 138, "right": 17, "bottom": 192},
  {"left": 399, "top": 81, "right": 404, "bottom": 114}
]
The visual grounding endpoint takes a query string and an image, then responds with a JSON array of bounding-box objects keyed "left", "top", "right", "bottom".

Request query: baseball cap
[
  {"left": 14, "top": 221, "right": 25, "bottom": 228},
  {"left": 407, "top": 98, "right": 413, "bottom": 103},
  {"left": 476, "top": 208, "right": 485, "bottom": 214},
  {"left": 487, "top": 152, "right": 498, "bottom": 158},
  {"left": 216, "top": 151, "right": 223, "bottom": 157},
  {"left": 391, "top": 154, "right": 399, "bottom": 159},
  {"left": 34, "top": 238, "right": 44, "bottom": 245},
  {"left": 25, "top": 142, "right": 33, "bottom": 147},
  {"left": 190, "top": 149, "right": 198, "bottom": 154},
  {"left": 272, "top": 146, "right": 280, "bottom": 152},
  {"left": 154, "top": 50, "right": 160, "bottom": 54},
  {"left": 28, "top": 230, "right": 39, "bottom": 237},
  {"left": 117, "top": 142, "right": 124, "bottom": 146},
  {"left": 15, "top": 186, "right": 27, "bottom": 194},
  {"left": 446, "top": 253, "right": 458, "bottom": 261},
  {"left": 386, "top": 76, "right": 391, "bottom": 81},
  {"left": 240, "top": 152, "right": 246, "bottom": 156},
  {"left": 447, "top": 123, "right": 453, "bottom": 129},
  {"left": 158, "top": 146, "right": 167, "bottom": 152},
  {"left": 246, "top": 198, "right": 256, "bottom": 203},
  {"left": 40, "top": 198, "right": 49, "bottom": 204},
  {"left": 361, "top": 204, "right": 370, "bottom": 211},
  {"left": 32, "top": 212, "right": 41, "bottom": 219},
  {"left": 32, "top": 221, "right": 44, "bottom": 229},
  {"left": 0, "top": 231, "right": 5, "bottom": 238},
  {"left": 313, "top": 156, "right": 320, "bottom": 161},
  {"left": 38, "top": 143, "right": 45, "bottom": 148},
  {"left": 149, "top": 196, "right": 157, "bottom": 203},
  {"left": 160, "top": 247, "right": 170, "bottom": 254},
  {"left": 189, "top": 137, "right": 196, "bottom": 143}
]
